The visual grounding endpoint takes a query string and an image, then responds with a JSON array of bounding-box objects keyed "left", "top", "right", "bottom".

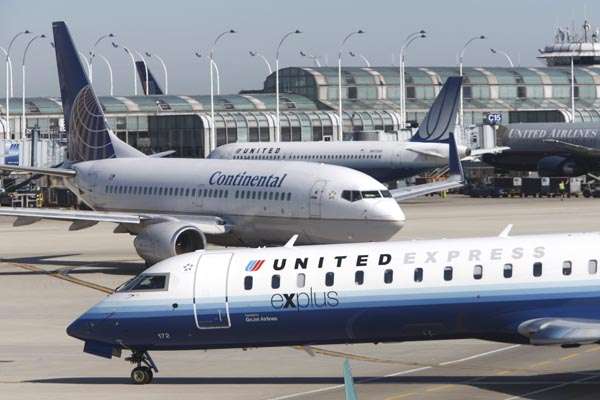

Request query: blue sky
[{"left": 1, "top": 0, "right": 597, "bottom": 96}]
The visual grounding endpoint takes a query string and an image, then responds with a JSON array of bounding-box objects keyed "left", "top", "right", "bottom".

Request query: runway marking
[
  {"left": 267, "top": 344, "right": 520, "bottom": 400},
  {"left": 528, "top": 360, "right": 552, "bottom": 369},
  {"left": 584, "top": 346, "right": 600, "bottom": 353},
  {"left": 2, "top": 262, "right": 114, "bottom": 294},
  {"left": 559, "top": 353, "right": 579, "bottom": 361},
  {"left": 426, "top": 384, "right": 455, "bottom": 392},
  {"left": 384, "top": 392, "right": 416, "bottom": 399},
  {"left": 502, "top": 374, "right": 600, "bottom": 400}
]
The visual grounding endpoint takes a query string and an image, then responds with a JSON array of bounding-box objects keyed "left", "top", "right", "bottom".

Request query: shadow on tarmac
[{"left": 0, "top": 254, "right": 145, "bottom": 276}]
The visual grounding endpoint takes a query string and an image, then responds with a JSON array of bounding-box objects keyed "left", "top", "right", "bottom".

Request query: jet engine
[
  {"left": 133, "top": 221, "right": 206, "bottom": 265},
  {"left": 537, "top": 156, "right": 582, "bottom": 177}
]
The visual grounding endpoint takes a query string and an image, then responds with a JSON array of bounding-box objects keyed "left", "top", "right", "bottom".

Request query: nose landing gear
[{"left": 126, "top": 350, "right": 158, "bottom": 384}]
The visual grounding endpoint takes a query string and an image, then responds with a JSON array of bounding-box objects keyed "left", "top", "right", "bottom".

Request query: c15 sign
[{"left": 487, "top": 113, "right": 502, "bottom": 125}]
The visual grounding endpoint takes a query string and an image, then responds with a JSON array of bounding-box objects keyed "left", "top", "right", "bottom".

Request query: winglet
[
  {"left": 343, "top": 359, "right": 358, "bottom": 400},
  {"left": 499, "top": 224, "right": 513, "bottom": 238},
  {"left": 448, "top": 132, "right": 464, "bottom": 180},
  {"left": 284, "top": 234, "right": 299, "bottom": 248}
]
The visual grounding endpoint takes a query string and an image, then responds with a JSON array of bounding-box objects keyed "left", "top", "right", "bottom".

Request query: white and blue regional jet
[
  {"left": 0, "top": 22, "right": 464, "bottom": 265},
  {"left": 68, "top": 229, "right": 600, "bottom": 384}
]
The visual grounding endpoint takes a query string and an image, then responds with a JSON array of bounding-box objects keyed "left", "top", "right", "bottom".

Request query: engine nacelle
[
  {"left": 537, "top": 156, "right": 582, "bottom": 177},
  {"left": 133, "top": 221, "right": 206, "bottom": 265}
]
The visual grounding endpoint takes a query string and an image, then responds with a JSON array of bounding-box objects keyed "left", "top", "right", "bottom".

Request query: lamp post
[
  {"left": 133, "top": 50, "right": 149, "bottom": 95},
  {"left": 77, "top": 51, "right": 91, "bottom": 75},
  {"left": 571, "top": 56, "right": 576, "bottom": 123},
  {"left": 249, "top": 51, "right": 272, "bottom": 74},
  {"left": 348, "top": 51, "right": 371, "bottom": 67},
  {"left": 274, "top": 30, "right": 302, "bottom": 142},
  {"left": 399, "top": 30, "right": 426, "bottom": 130},
  {"left": 458, "top": 35, "right": 486, "bottom": 133},
  {"left": 112, "top": 42, "right": 137, "bottom": 95},
  {"left": 337, "top": 30, "right": 364, "bottom": 140},
  {"left": 0, "top": 47, "right": 14, "bottom": 99},
  {"left": 95, "top": 54, "right": 114, "bottom": 95},
  {"left": 5, "top": 30, "right": 31, "bottom": 139},
  {"left": 21, "top": 34, "right": 46, "bottom": 138},
  {"left": 89, "top": 33, "right": 114, "bottom": 83},
  {"left": 194, "top": 53, "right": 221, "bottom": 95},
  {"left": 299, "top": 51, "right": 321, "bottom": 67},
  {"left": 490, "top": 48, "right": 514, "bottom": 67},
  {"left": 209, "top": 30, "right": 236, "bottom": 151},
  {"left": 145, "top": 51, "right": 168, "bottom": 94}
]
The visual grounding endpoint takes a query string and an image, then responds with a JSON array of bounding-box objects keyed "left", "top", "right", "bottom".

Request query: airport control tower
[{"left": 538, "top": 20, "right": 600, "bottom": 66}]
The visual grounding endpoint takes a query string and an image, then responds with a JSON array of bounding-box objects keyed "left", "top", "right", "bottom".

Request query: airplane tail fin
[
  {"left": 410, "top": 76, "right": 462, "bottom": 143},
  {"left": 136, "top": 61, "right": 164, "bottom": 95},
  {"left": 52, "top": 21, "right": 144, "bottom": 163}
]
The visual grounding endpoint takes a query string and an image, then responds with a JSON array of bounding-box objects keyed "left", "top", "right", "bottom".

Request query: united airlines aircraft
[
  {"left": 67, "top": 228, "right": 600, "bottom": 384},
  {"left": 0, "top": 22, "right": 463, "bottom": 265},
  {"left": 209, "top": 77, "right": 486, "bottom": 182}
]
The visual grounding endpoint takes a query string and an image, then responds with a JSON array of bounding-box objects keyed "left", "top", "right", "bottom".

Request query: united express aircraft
[
  {"left": 0, "top": 22, "right": 463, "bottom": 265},
  {"left": 67, "top": 229, "right": 600, "bottom": 384}
]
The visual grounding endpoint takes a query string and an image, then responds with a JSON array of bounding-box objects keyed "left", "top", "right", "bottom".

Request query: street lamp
[
  {"left": 5, "top": 30, "right": 31, "bottom": 139},
  {"left": 0, "top": 47, "right": 14, "bottom": 100},
  {"left": 299, "top": 51, "right": 321, "bottom": 67},
  {"left": 133, "top": 50, "right": 149, "bottom": 95},
  {"left": 21, "top": 34, "right": 46, "bottom": 137},
  {"left": 89, "top": 33, "right": 114, "bottom": 83},
  {"left": 249, "top": 51, "right": 272, "bottom": 74},
  {"left": 490, "top": 48, "right": 514, "bottom": 67},
  {"left": 77, "top": 51, "right": 91, "bottom": 76},
  {"left": 337, "top": 29, "right": 364, "bottom": 140},
  {"left": 195, "top": 53, "right": 221, "bottom": 95},
  {"left": 94, "top": 53, "right": 114, "bottom": 96},
  {"left": 348, "top": 51, "right": 371, "bottom": 67},
  {"left": 145, "top": 51, "right": 169, "bottom": 94},
  {"left": 458, "top": 35, "right": 486, "bottom": 133},
  {"left": 274, "top": 29, "right": 302, "bottom": 142},
  {"left": 209, "top": 29, "right": 236, "bottom": 152},
  {"left": 112, "top": 42, "right": 137, "bottom": 95},
  {"left": 399, "top": 30, "right": 426, "bottom": 129}
]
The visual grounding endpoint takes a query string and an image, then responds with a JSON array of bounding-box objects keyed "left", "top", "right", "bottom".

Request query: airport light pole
[
  {"left": 0, "top": 47, "right": 14, "bottom": 99},
  {"left": 133, "top": 50, "right": 149, "bottom": 96},
  {"left": 195, "top": 53, "right": 222, "bottom": 95},
  {"left": 399, "top": 30, "right": 426, "bottom": 130},
  {"left": 571, "top": 56, "right": 576, "bottom": 123},
  {"left": 458, "top": 35, "right": 486, "bottom": 135},
  {"left": 145, "top": 51, "right": 169, "bottom": 94},
  {"left": 490, "top": 48, "right": 514, "bottom": 67},
  {"left": 299, "top": 51, "right": 321, "bottom": 67},
  {"left": 112, "top": 42, "right": 137, "bottom": 95},
  {"left": 275, "top": 30, "right": 302, "bottom": 142},
  {"left": 348, "top": 51, "right": 371, "bottom": 67},
  {"left": 337, "top": 30, "right": 364, "bottom": 140},
  {"left": 5, "top": 30, "right": 31, "bottom": 139},
  {"left": 96, "top": 54, "right": 114, "bottom": 96},
  {"left": 89, "top": 33, "right": 114, "bottom": 84},
  {"left": 249, "top": 51, "right": 272, "bottom": 74},
  {"left": 209, "top": 30, "right": 236, "bottom": 151},
  {"left": 77, "top": 51, "right": 91, "bottom": 75},
  {"left": 21, "top": 34, "right": 46, "bottom": 138}
]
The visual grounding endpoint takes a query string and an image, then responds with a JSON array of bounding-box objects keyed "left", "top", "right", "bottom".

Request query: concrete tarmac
[{"left": 2, "top": 196, "right": 600, "bottom": 399}]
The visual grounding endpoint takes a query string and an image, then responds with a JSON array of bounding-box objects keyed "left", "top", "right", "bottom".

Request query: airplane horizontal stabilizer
[{"left": 0, "top": 164, "right": 76, "bottom": 177}]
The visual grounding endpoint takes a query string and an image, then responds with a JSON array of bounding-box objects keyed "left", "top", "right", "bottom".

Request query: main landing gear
[{"left": 126, "top": 350, "right": 158, "bottom": 384}]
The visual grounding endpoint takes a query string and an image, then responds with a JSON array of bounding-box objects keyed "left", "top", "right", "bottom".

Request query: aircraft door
[
  {"left": 309, "top": 180, "right": 327, "bottom": 218},
  {"left": 193, "top": 252, "right": 233, "bottom": 329}
]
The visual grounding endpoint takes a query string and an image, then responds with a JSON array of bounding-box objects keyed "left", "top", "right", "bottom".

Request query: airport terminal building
[{"left": 2, "top": 63, "right": 600, "bottom": 162}]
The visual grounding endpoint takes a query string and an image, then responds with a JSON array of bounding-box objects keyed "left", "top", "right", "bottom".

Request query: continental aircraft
[
  {"left": 209, "top": 77, "right": 495, "bottom": 182},
  {"left": 0, "top": 22, "right": 463, "bottom": 265},
  {"left": 135, "top": 61, "right": 163, "bottom": 95},
  {"left": 483, "top": 122, "right": 600, "bottom": 176},
  {"left": 67, "top": 228, "right": 600, "bottom": 384}
]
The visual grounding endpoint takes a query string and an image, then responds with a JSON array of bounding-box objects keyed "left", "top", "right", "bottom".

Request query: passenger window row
[
  {"left": 105, "top": 185, "right": 230, "bottom": 199},
  {"left": 234, "top": 154, "right": 383, "bottom": 161},
  {"left": 242, "top": 259, "right": 599, "bottom": 290},
  {"left": 235, "top": 190, "right": 292, "bottom": 201}
]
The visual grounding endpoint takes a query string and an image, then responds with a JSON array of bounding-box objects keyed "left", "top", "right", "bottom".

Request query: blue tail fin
[
  {"left": 136, "top": 61, "right": 163, "bottom": 95},
  {"left": 410, "top": 76, "right": 462, "bottom": 143},
  {"left": 448, "top": 132, "right": 464, "bottom": 178},
  {"left": 52, "top": 21, "right": 143, "bottom": 163}
]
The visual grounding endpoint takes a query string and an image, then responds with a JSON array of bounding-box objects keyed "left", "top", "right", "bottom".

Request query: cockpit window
[
  {"left": 361, "top": 191, "right": 381, "bottom": 199},
  {"left": 341, "top": 190, "right": 362, "bottom": 202},
  {"left": 381, "top": 190, "right": 392, "bottom": 198},
  {"left": 116, "top": 273, "right": 169, "bottom": 292}
]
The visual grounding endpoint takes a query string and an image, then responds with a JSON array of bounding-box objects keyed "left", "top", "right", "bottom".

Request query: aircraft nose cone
[{"left": 66, "top": 317, "right": 88, "bottom": 340}]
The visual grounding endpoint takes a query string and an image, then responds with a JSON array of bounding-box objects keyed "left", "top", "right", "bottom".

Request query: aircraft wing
[
  {"left": 518, "top": 318, "right": 600, "bottom": 345},
  {"left": 390, "top": 132, "right": 464, "bottom": 201},
  {"left": 0, "top": 207, "right": 229, "bottom": 234},
  {"left": 468, "top": 146, "right": 510, "bottom": 157},
  {"left": 542, "top": 139, "right": 600, "bottom": 158},
  {"left": 0, "top": 164, "right": 76, "bottom": 177}
]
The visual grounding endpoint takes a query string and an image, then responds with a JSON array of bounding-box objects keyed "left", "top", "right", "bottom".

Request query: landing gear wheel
[{"left": 131, "top": 366, "right": 151, "bottom": 384}]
